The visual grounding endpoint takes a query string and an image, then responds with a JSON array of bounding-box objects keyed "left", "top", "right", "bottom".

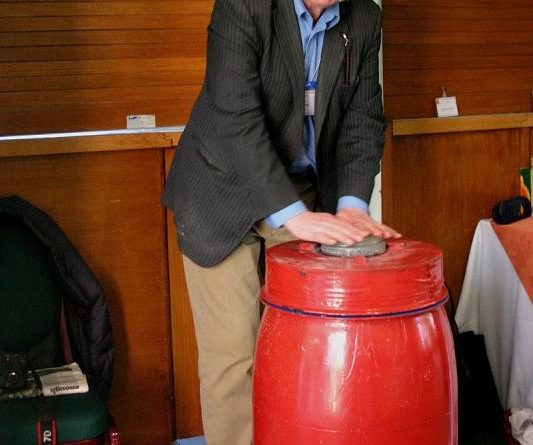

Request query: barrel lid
[
  {"left": 320, "top": 236, "right": 387, "bottom": 257},
  {"left": 262, "top": 239, "right": 447, "bottom": 317}
]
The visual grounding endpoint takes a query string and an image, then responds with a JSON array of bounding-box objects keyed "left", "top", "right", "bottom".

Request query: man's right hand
[{"left": 283, "top": 211, "right": 371, "bottom": 246}]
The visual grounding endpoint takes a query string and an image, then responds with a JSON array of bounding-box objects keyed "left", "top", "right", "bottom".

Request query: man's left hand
[{"left": 336, "top": 207, "right": 401, "bottom": 240}]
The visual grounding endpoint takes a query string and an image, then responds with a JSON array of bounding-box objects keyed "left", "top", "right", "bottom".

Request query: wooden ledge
[
  {"left": 0, "top": 130, "right": 182, "bottom": 158},
  {"left": 393, "top": 113, "right": 533, "bottom": 137}
]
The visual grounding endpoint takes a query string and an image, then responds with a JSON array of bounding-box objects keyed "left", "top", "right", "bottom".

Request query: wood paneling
[
  {"left": 382, "top": 0, "right": 533, "bottom": 119},
  {"left": 0, "top": 0, "right": 214, "bottom": 135},
  {"left": 382, "top": 120, "right": 532, "bottom": 305},
  {"left": 0, "top": 147, "right": 175, "bottom": 443},
  {"left": 0, "top": 2, "right": 214, "bottom": 16},
  {"left": 0, "top": 99, "right": 198, "bottom": 135},
  {"left": 165, "top": 148, "right": 203, "bottom": 438}
]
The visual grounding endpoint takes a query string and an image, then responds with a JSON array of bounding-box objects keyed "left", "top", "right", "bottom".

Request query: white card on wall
[
  {"left": 435, "top": 96, "right": 459, "bottom": 118},
  {"left": 127, "top": 115, "right": 156, "bottom": 129}
]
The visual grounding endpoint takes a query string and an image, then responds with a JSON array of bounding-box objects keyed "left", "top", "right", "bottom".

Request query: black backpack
[{"left": 0, "top": 195, "right": 114, "bottom": 399}]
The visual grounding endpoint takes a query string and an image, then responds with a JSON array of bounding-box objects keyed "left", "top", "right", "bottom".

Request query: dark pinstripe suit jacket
[{"left": 162, "top": 0, "right": 386, "bottom": 267}]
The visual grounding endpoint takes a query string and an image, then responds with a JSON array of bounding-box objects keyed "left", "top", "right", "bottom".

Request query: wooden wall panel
[
  {"left": 0, "top": 98, "right": 197, "bottom": 136},
  {"left": 165, "top": 148, "right": 203, "bottom": 438},
  {"left": 382, "top": 0, "right": 533, "bottom": 119},
  {"left": 382, "top": 127, "right": 530, "bottom": 305},
  {"left": 0, "top": 0, "right": 214, "bottom": 135},
  {"left": 0, "top": 149, "right": 175, "bottom": 444}
]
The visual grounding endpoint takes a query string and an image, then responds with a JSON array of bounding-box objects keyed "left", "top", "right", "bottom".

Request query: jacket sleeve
[
  {"left": 335, "top": 10, "right": 387, "bottom": 204},
  {"left": 203, "top": 0, "right": 300, "bottom": 216}
]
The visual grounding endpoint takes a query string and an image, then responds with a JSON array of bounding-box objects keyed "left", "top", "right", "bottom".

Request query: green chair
[{"left": 0, "top": 201, "right": 119, "bottom": 445}]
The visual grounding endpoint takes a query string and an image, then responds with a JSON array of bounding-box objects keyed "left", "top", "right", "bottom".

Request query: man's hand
[
  {"left": 283, "top": 209, "right": 401, "bottom": 245},
  {"left": 336, "top": 207, "right": 401, "bottom": 240},
  {"left": 284, "top": 211, "right": 372, "bottom": 245}
]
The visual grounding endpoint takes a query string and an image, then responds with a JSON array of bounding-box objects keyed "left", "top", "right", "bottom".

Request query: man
[{"left": 162, "top": 0, "right": 399, "bottom": 443}]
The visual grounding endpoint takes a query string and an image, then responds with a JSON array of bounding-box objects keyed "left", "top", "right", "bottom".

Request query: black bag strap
[
  {"left": 32, "top": 370, "right": 57, "bottom": 445},
  {"left": 444, "top": 283, "right": 473, "bottom": 379},
  {"left": 59, "top": 298, "right": 74, "bottom": 365}
]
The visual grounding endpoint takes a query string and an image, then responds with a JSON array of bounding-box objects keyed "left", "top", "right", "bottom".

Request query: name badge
[{"left": 304, "top": 81, "right": 317, "bottom": 116}]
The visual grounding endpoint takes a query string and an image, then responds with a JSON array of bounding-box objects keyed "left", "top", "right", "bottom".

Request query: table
[{"left": 455, "top": 218, "right": 533, "bottom": 410}]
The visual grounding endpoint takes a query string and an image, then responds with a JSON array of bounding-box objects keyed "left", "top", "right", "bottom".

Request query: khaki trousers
[{"left": 182, "top": 179, "right": 315, "bottom": 445}]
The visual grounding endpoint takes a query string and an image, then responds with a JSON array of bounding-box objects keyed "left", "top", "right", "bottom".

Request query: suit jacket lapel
[
  {"left": 273, "top": 0, "right": 305, "bottom": 118},
  {"left": 315, "top": 2, "right": 350, "bottom": 145}
]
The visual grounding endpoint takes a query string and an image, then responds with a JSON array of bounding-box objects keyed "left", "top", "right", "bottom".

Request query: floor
[
  {"left": 174, "top": 437, "right": 205, "bottom": 445},
  {"left": 461, "top": 427, "right": 506, "bottom": 445},
  {"left": 175, "top": 421, "right": 511, "bottom": 445},
  {"left": 175, "top": 431, "right": 507, "bottom": 445}
]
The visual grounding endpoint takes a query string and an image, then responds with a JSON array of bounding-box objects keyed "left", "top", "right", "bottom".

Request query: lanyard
[
  {"left": 309, "top": 62, "right": 320, "bottom": 83},
  {"left": 303, "top": 32, "right": 321, "bottom": 83}
]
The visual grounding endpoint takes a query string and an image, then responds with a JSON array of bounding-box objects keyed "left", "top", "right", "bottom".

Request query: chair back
[{"left": 0, "top": 216, "right": 63, "bottom": 367}]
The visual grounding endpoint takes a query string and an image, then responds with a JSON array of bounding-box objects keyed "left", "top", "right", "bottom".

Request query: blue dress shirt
[{"left": 266, "top": 0, "right": 368, "bottom": 228}]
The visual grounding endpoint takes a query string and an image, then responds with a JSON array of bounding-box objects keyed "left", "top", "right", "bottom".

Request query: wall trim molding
[{"left": 393, "top": 113, "right": 533, "bottom": 137}]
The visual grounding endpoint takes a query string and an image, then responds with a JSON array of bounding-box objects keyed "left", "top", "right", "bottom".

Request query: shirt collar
[
  {"left": 293, "top": 0, "right": 340, "bottom": 29},
  {"left": 293, "top": 0, "right": 308, "bottom": 19}
]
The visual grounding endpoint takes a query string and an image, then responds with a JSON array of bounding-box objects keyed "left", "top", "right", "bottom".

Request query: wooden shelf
[
  {"left": 393, "top": 113, "right": 533, "bottom": 137},
  {"left": 0, "top": 130, "right": 182, "bottom": 158}
]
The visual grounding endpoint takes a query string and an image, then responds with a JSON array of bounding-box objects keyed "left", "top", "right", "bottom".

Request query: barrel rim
[{"left": 261, "top": 293, "right": 449, "bottom": 319}]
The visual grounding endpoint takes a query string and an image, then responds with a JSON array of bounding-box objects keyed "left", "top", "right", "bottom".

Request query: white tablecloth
[{"left": 455, "top": 219, "right": 533, "bottom": 409}]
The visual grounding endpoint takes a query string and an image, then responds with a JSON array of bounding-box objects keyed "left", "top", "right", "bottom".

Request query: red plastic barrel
[{"left": 253, "top": 239, "right": 457, "bottom": 444}]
